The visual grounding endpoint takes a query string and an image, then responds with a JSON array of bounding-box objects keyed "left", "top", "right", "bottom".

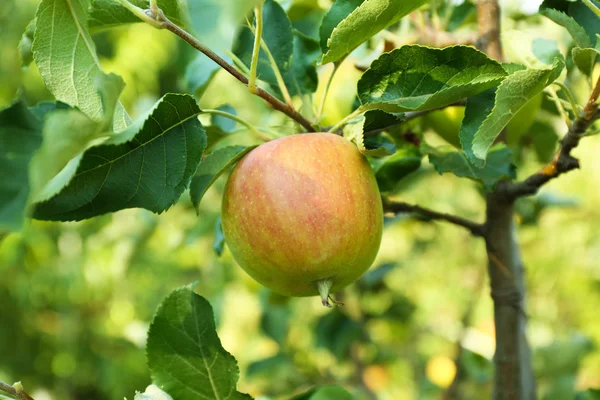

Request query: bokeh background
[{"left": 1, "top": 0, "right": 599, "bottom": 399}]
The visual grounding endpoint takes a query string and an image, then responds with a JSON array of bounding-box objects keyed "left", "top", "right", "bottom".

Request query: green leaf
[
  {"left": 563, "top": 0, "right": 600, "bottom": 44},
  {"left": 88, "top": 0, "right": 184, "bottom": 32},
  {"left": 233, "top": 0, "right": 294, "bottom": 89},
  {"left": 428, "top": 144, "right": 516, "bottom": 190},
  {"left": 572, "top": 46, "right": 600, "bottom": 76},
  {"left": 373, "top": 148, "right": 422, "bottom": 192},
  {"left": 28, "top": 73, "right": 125, "bottom": 203},
  {"left": 343, "top": 115, "right": 396, "bottom": 157},
  {"left": 362, "top": 109, "right": 404, "bottom": 132},
  {"left": 146, "top": 283, "right": 252, "bottom": 400},
  {"left": 33, "top": 94, "right": 206, "bottom": 221},
  {"left": 319, "top": 0, "right": 363, "bottom": 53},
  {"left": 190, "top": 145, "right": 255, "bottom": 212},
  {"left": 357, "top": 45, "right": 507, "bottom": 113},
  {"left": 0, "top": 101, "right": 44, "bottom": 233},
  {"left": 29, "top": 108, "right": 101, "bottom": 203},
  {"left": 291, "top": 386, "right": 354, "bottom": 400},
  {"left": 459, "top": 88, "right": 496, "bottom": 167},
  {"left": 283, "top": 30, "right": 321, "bottom": 97},
  {"left": 471, "top": 59, "right": 564, "bottom": 161},
  {"left": 19, "top": 19, "right": 35, "bottom": 67},
  {"left": 321, "top": 0, "right": 429, "bottom": 64},
  {"left": 184, "top": 54, "right": 221, "bottom": 98},
  {"left": 447, "top": 0, "right": 476, "bottom": 32},
  {"left": 32, "top": 0, "right": 130, "bottom": 130},
  {"left": 540, "top": 2, "right": 593, "bottom": 48}
]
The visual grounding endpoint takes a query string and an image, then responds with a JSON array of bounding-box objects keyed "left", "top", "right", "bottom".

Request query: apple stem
[
  {"left": 328, "top": 295, "right": 344, "bottom": 306},
  {"left": 317, "top": 279, "right": 333, "bottom": 308}
]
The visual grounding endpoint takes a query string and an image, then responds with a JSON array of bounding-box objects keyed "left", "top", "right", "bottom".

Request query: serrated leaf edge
[
  {"left": 146, "top": 283, "right": 248, "bottom": 400},
  {"left": 471, "top": 60, "right": 564, "bottom": 161},
  {"left": 357, "top": 45, "right": 508, "bottom": 111}
]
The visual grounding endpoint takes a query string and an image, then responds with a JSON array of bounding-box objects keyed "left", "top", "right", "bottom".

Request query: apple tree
[{"left": 1, "top": 0, "right": 599, "bottom": 399}]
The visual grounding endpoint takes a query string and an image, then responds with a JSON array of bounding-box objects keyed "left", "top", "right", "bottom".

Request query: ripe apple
[{"left": 221, "top": 133, "right": 383, "bottom": 306}]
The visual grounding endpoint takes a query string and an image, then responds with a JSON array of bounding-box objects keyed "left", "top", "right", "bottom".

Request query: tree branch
[
  {"left": 131, "top": 5, "right": 316, "bottom": 132},
  {"left": 0, "top": 381, "right": 35, "bottom": 400},
  {"left": 382, "top": 199, "right": 485, "bottom": 237},
  {"left": 503, "top": 75, "right": 600, "bottom": 198}
]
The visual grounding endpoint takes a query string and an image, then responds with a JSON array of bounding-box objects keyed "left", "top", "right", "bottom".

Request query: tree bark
[
  {"left": 484, "top": 191, "right": 536, "bottom": 399},
  {"left": 477, "top": 1, "right": 537, "bottom": 398}
]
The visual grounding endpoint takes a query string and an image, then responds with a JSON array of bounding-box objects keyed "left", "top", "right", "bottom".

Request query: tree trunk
[
  {"left": 477, "top": 0, "right": 537, "bottom": 398},
  {"left": 485, "top": 192, "right": 536, "bottom": 399}
]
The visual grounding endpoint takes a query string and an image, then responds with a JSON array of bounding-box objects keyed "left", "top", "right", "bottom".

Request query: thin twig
[
  {"left": 129, "top": 4, "right": 316, "bottom": 132},
  {"left": 0, "top": 381, "right": 35, "bottom": 400},
  {"left": 317, "top": 61, "right": 342, "bottom": 120},
  {"left": 201, "top": 109, "right": 274, "bottom": 141},
  {"left": 248, "top": 5, "right": 263, "bottom": 95},
  {"left": 382, "top": 198, "right": 485, "bottom": 237},
  {"left": 503, "top": 75, "right": 600, "bottom": 198}
]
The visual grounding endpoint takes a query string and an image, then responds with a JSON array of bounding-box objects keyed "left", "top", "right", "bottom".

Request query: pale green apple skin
[{"left": 221, "top": 133, "right": 384, "bottom": 297}]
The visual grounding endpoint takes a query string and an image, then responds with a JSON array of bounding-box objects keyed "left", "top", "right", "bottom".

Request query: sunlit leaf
[
  {"left": 357, "top": 45, "right": 507, "bottom": 113},
  {"left": 32, "top": 0, "right": 130, "bottom": 129},
  {"left": 471, "top": 59, "right": 564, "bottom": 161},
  {"left": 28, "top": 73, "right": 125, "bottom": 203},
  {"left": 321, "top": 0, "right": 429, "bottom": 64},
  {"left": 33, "top": 94, "right": 206, "bottom": 221},
  {"left": 319, "top": 0, "right": 363, "bottom": 53}
]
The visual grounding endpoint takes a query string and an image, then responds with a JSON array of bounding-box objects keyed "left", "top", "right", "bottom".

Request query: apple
[
  {"left": 221, "top": 133, "right": 383, "bottom": 306},
  {"left": 423, "top": 94, "right": 543, "bottom": 148},
  {"left": 423, "top": 106, "right": 465, "bottom": 148}
]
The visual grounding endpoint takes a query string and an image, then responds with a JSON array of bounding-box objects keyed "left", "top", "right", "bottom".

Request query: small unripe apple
[
  {"left": 221, "top": 133, "right": 383, "bottom": 306},
  {"left": 423, "top": 106, "right": 465, "bottom": 148}
]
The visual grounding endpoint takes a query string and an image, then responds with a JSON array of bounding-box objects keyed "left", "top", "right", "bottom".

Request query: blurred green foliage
[{"left": 1, "top": 0, "right": 600, "bottom": 399}]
